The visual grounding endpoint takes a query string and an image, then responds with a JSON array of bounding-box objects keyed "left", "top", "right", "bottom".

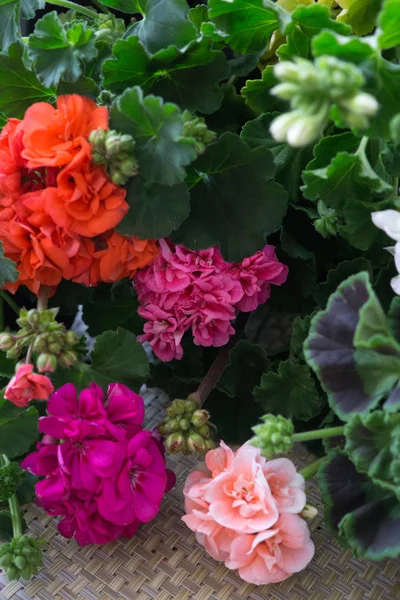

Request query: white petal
[{"left": 371, "top": 210, "right": 400, "bottom": 241}]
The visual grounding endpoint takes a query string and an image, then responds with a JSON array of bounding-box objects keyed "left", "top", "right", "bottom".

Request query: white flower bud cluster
[{"left": 270, "top": 56, "right": 379, "bottom": 147}]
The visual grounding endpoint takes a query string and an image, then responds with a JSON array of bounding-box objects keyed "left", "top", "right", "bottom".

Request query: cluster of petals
[
  {"left": 134, "top": 239, "right": 288, "bottom": 361},
  {"left": 22, "top": 382, "right": 175, "bottom": 545},
  {"left": 4, "top": 363, "right": 54, "bottom": 407},
  {"left": 182, "top": 442, "right": 314, "bottom": 585},
  {"left": 0, "top": 95, "right": 158, "bottom": 295}
]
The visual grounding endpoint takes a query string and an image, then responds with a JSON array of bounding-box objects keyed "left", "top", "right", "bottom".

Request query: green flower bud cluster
[
  {"left": 95, "top": 13, "right": 125, "bottom": 45},
  {"left": 270, "top": 56, "right": 379, "bottom": 147},
  {"left": 159, "top": 397, "right": 215, "bottom": 455},
  {"left": 0, "top": 462, "right": 26, "bottom": 502},
  {"left": 97, "top": 90, "right": 117, "bottom": 107},
  {"left": 89, "top": 129, "right": 139, "bottom": 186},
  {"left": 250, "top": 414, "right": 294, "bottom": 457},
  {"left": 182, "top": 110, "right": 217, "bottom": 154},
  {"left": 0, "top": 308, "right": 81, "bottom": 372},
  {"left": 0, "top": 536, "right": 43, "bottom": 581}
]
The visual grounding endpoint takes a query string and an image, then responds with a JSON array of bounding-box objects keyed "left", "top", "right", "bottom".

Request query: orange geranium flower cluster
[{"left": 0, "top": 95, "right": 158, "bottom": 295}]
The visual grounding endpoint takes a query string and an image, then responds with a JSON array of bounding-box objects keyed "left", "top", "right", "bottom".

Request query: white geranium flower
[{"left": 372, "top": 210, "right": 400, "bottom": 295}]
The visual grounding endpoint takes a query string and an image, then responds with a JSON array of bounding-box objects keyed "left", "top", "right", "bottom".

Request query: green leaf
[
  {"left": 0, "top": 241, "right": 18, "bottom": 287},
  {"left": 0, "top": 352, "right": 16, "bottom": 379},
  {"left": 337, "top": 0, "right": 382, "bottom": 36},
  {"left": 118, "top": 177, "right": 190, "bottom": 239},
  {"left": 0, "top": 404, "right": 39, "bottom": 458},
  {"left": 126, "top": 0, "right": 197, "bottom": 54},
  {"left": 174, "top": 132, "right": 288, "bottom": 261},
  {"left": 254, "top": 359, "right": 323, "bottom": 421},
  {"left": 319, "top": 450, "right": 400, "bottom": 560},
  {"left": 388, "top": 296, "right": 400, "bottom": 344},
  {"left": 102, "top": 36, "right": 229, "bottom": 114},
  {"left": 305, "top": 272, "right": 394, "bottom": 421},
  {"left": 312, "top": 30, "right": 376, "bottom": 63},
  {"left": 20, "top": 0, "right": 45, "bottom": 20},
  {"left": 26, "top": 11, "right": 98, "bottom": 88},
  {"left": 0, "top": 509, "right": 14, "bottom": 541},
  {"left": 302, "top": 151, "right": 392, "bottom": 210},
  {"left": 208, "top": 0, "right": 288, "bottom": 54},
  {"left": 289, "top": 314, "right": 314, "bottom": 361},
  {"left": 90, "top": 327, "right": 149, "bottom": 391},
  {"left": 0, "top": 43, "right": 55, "bottom": 118},
  {"left": 82, "top": 282, "right": 144, "bottom": 337},
  {"left": 57, "top": 75, "right": 99, "bottom": 99},
  {"left": 314, "top": 258, "right": 372, "bottom": 307},
  {"left": 378, "top": 0, "right": 400, "bottom": 49},
  {"left": 305, "top": 132, "right": 360, "bottom": 171},
  {"left": 242, "top": 66, "right": 280, "bottom": 114},
  {"left": 97, "top": 0, "right": 138, "bottom": 11},
  {"left": 371, "top": 58, "right": 400, "bottom": 139},
  {"left": 110, "top": 87, "right": 197, "bottom": 185},
  {"left": 345, "top": 411, "right": 399, "bottom": 496},
  {"left": 217, "top": 340, "right": 270, "bottom": 398},
  {"left": 278, "top": 4, "right": 351, "bottom": 59},
  {"left": 0, "top": 0, "right": 19, "bottom": 53}
]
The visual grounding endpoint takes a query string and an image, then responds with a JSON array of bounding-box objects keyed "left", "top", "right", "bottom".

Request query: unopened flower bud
[
  {"left": 274, "top": 61, "right": 301, "bottom": 83},
  {"left": 191, "top": 409, "right": 209, "bottom": 427},
  {"left": 165, "top": 432, "right": 186, "bottom": 454},
  {"left": 65, "top": 331, "right": 79, "bottom": 347},
  {"left": 197, "top": 425, "right": 211, "bottom": 438},
  {"left": 48, "top": 342, "right": 62, "bottom": 355},
  {"left": 26, "top": 309, "right": 40, "bottom": 326},
  {"left": 105, "top": 132, "right": 122, "bottom": 156},
  {"left": 92, "top": 150, "right": 105, "bottom": 165},
  {"left": 169, "top": 399, "right": 187, "bottom": 416},
  {"left": 300, "top": 504, "right": 318, "bottom": 520},
  {"left": 187, "top": 432, "right": 206, "bottom": 453},
  {"left": 57, "top": 350, "right": 77, "bottom": 368},
  {"left": 119, "top": 134, "right": 135, "bottom": 152},
  {"left": 110, "top": 170, "right": 127, "bottom": 186},
  {"left": 6, "top": 347, "right": 21, "bottom": 359},
  {"left": 184, "top": 398, "right": 197, "bottom": 414},
  {"left": 89, "top": 128, "right": 106, "bottom": 147},
  {"left": 0, "top": 332, "right": 15, "bottom": 350},
  {"left": 36, "top": 353, "right": 57, "bottom": 373},
  {"left": 251, "top": 414, "right": 294, "bottom": 457},
  {"left": 179, "top": 418, "right": 190, "bottom": 431},
  {"left": 119, "top": 156, "right": 139, "bottom": 177},
  {"left": 32, "top": 334, "right": 47, "bottom": 354},
  {"left": 164, "top": 418, "right": 181, "bottom": 433},
  {"left": 204, "top": 439, "right": 216, "bottom": 451},
  {"left": 341, "top": 92, "right": 379, "bottom": 117},
  {"left": 286, "top": 115, "right": 324, "bottom": 148},
  {"left": 270, "top": 82, "right": 298, "bottom": 100}
]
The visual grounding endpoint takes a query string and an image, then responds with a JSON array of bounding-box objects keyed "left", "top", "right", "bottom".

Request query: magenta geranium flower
[{"left": 22, "top": 382, "right": 175, "bottom": 546}]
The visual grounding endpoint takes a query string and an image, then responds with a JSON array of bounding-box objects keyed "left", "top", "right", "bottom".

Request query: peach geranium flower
[
  {"left": 226, "top": 513, "right": 315, "bottom": 584},
  {"left": 182, "top": 442, "right": 313, "bottom": 585},
  {"left": 21, "top": 95, "right": 108, "bottom": 169},
  {"left": 5, "top": 363, "right": 54, "bottom": 407}
]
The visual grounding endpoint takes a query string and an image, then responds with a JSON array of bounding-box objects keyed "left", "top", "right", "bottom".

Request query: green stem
[
  {"left": 300, "top": 457, "right": 326, "bottom": 480},
  {"left": 2, "top": 455, "right": 22, "bottom": 538},
  {"left": 46, "top": 0, "right": 98, "bottom": 18},
  {"left": 0, "top": 290, "right": 20, "bottom": 316},
  {"left": 356, "top": 135, "right": 369, "bottom": 155},
  {"left": 91, "top": 0, "right": 110, "bottom": 13},
  {"left": 293, "top": 425, "right": 345, "bottom": 443}
]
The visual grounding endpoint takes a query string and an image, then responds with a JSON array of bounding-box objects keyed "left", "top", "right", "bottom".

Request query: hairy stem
[
  {"left": 356, "top": 135, "right": 369, "bottom": 155},
  {"left": 0, "top": 290, "right": 20, "bottom": 316},
  {"left": 37, "top": 286, "right": 49, "bottom": 312},
  {"left": 91, "top": 0, "right": 110, "bottom": 12},
  {"left": 299, "top": 457, "right": 326, "bottom": 480},
  {"left": 46, "top": 0, "right": 98, "bottom": 18},
  {"left": 293, "top": 425, "right": 345, "bottom": 443},
  {"left": 195, "top": 313, "right": 249, "bottom": 406},
  {"left": 1, "top": 455, "right": 22, "bottom": 538}
]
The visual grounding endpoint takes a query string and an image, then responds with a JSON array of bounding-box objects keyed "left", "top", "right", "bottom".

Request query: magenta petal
[
  {"left": 132, "top": 487, "right": 160, "bottom": 523},
  {"left": 47, "top": 383, "right": 78, "bottom": 417},
  {"left": 58, "top": 516, "right": 76, "bottom": 538},
  {"left": 85, "top": 439, "right": 124, "bottom": 478}
]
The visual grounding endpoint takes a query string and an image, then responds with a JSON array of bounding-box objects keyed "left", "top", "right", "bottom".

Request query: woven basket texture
[{"left": 1, "top": 392, "right": 399, "bottom": 600}]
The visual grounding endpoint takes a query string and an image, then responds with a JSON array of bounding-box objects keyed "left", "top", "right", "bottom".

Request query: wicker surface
[{"left": 1, "top": 394, "right": 399, "bottom": 600}]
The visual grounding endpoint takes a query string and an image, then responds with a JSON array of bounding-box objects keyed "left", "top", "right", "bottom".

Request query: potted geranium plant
[{"left": 0, "top": 0, "right": 400, "bottom": 586}]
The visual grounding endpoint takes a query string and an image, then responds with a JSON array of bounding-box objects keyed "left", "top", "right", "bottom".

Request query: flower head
[
  {"left": 182, "top": 441, "right": 312, "bottom": 584},
  {"left": 22, "top": 382, "right": 175, "bottom": 546},
  {"left": 5, "top": 363, "right": 54, "bottom": 407}
]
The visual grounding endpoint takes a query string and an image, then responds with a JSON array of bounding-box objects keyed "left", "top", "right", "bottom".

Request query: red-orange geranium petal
[
  {"left": 22, "top": 95, "right": 108, "bottom": 169},
  {"left": 44, "top": 157, "right": 129, "bottom": 237}
]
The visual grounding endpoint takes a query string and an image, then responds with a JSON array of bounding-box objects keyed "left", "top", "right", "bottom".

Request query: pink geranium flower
[
  {"left": 5, "top": 363, "right": 54, "bottom": 406},
  {"left": 134, "top": 240, "right": 288, "bottom": 361},
  {"left": 22, "top": 382, "right": 175, "bottom": 546},
  {"left": 182, "top": 442, "right": 313, "bottom": 585}
]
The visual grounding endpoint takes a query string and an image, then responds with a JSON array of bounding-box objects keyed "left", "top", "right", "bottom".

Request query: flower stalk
[{"left": 46, "top": 0, "right": 98, "bottom": 19}]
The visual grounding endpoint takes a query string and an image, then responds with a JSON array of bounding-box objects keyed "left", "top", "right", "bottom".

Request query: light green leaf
[
  {"left": 378, "top": 0, "right": 400, "bottom": 49},
  {"left": 336, "top": 0, "right": 382, "bottom": 36},
  {"left": 20, "top": 0, "right": 45, "bottom": 19},
  {"left": 174, "top": 132, "right": 288, "bottom": 261},
  {"left": 312, "top": 30, "right": 375, "bottom": 63},
  {"left": 110, "top": 86, "right": 197, "bottom": 185},
  {"left": 102, "top": 36, "right": 229, "bottom": 114},
  {"left": 118, "top": 177, "right": 190, "bottom": 239},
  {"left": 254, "top": 359, "right": 323, "bottom": 421},
  {"left": 208, "top": 0, "right": 288, "bottom": 54},
  {"left": 26, "top": 11, "right": 98, "bottom": 88}
]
